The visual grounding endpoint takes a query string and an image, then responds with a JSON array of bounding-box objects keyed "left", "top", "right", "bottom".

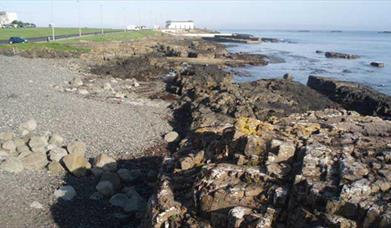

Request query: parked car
[{"left": 8, "top": 37, "right": 28, "bottom": 44}]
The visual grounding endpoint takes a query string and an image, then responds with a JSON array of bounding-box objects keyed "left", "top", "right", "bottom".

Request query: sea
[{"left": 221, "top": 30, "right": 391, "bottom": 95}]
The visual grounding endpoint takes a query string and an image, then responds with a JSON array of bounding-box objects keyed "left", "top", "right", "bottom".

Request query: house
[
  {"left": 165, "top": 20, "right": 194, "bottom": 30},
  {"left": 0, "top": 11, "right": 17, "bottom": 27}
]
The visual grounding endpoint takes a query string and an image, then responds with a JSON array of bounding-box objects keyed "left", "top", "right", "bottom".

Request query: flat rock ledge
[{"left": 142, "top": 65, "right": 391, "bottom": 228}]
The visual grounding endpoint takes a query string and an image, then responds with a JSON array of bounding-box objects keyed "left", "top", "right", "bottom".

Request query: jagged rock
[
  {"left": 47, "top": 161, "right": 65, "bottom": 174},
  {"left": 67, "top": 141, "right": 86, "bottom": 154},
  {"left": 96, "top": 181, "right": 114, "bottom": 197},
  {"left": 0, "top": 157, "right": 24, "bottom": 173},
  {"left": 307, "top": 76, "right": 391, "bottom": 118},
  {"left": 54, "top": 185, "right": 76, "bottom": 201},
  {"left": 195, "top": 164, "right": 269, "bottom": 214},
  {"left": 49, "top": 134, "right": 64, "bottom": 146},
  {"left": 94, "top": 154, "right": 117, "bottom": 171},
  {"left": 48, "top": 147, "right": 68, "bottom": 162},
  {"left": 21, "top": 152, "right": 48, "bottom": 170},
  {"left": 164, "top": 131, "right": 179, "bottom": 143},
  {"left": 227, "top": 206, "right": 253, "bottom": 228},
  {"left": 243, "top": 136, "right": 267, "bottom": 156},
  {"left": 269, "top": 140, "right": 296, "bottom": 162},
  {"left": 62, "top": 151, "right": 91, "bottom": 177}
]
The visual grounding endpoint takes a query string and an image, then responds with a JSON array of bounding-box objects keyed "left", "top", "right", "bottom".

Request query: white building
[
  {"left": 165, "top": 20, "right": 194, "bottom": 30},
  {"left": 0, "top": 11, "right": 18, "bottom": 26}
]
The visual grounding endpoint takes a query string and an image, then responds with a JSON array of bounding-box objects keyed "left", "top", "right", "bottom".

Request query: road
[{"left": 0, "top": 30, "right": 122, "bottom": 45}]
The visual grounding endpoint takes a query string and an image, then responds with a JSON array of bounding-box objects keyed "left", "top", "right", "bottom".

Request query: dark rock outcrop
[
  {"left": 141, "top": 64, "right": 391, "bottom": 228},
  {"left": 307, "top": 75, "right": 391, "bottom": 119},
  {"left": 325, "top": 52, "right": 360, "bottom": 59},
  {"left": 371, "top": 62, "right": 385, "bottom": 68}
]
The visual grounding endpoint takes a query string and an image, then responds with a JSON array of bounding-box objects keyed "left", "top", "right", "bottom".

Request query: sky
[{"left": 0, "top": 0, "right": 390, "bottom": 31}]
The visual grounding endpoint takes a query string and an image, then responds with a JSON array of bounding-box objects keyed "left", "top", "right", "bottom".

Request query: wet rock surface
[{"left": 308, "top": 75, "right": 391, "bottom": 119}]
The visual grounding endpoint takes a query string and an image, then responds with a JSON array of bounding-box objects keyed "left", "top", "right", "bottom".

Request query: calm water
[{"left": 221, "top": 30, "right": 391, "bottom": 95}]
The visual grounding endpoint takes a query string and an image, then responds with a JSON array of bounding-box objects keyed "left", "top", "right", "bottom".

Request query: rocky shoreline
[{"left": 1, "top": 34, "right": 391, "bottom": 227}]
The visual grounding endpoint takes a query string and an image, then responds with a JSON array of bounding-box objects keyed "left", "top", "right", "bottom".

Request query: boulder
[
  {"left": 19, "top": 119, "right": 37, "bottom": 132},
  {"left": 325, "top": 52, "right": 359, "bottom": 59},
  {"left": 124, "top": 188, "right": 147, "bottom": 212},
  {"left": 274, "top": 141, "right": 296, "bottom": 162},
  {"left": 30, "top": 201, "right": 43, "bottom": 209},
  {"left": 283, "top": 73, "right": 293, "bottom": 81},
  {"left": 109, "top": 193, "right": 130, "bottom": 209},
  {"left": 48, "top": 147, "right": 68, "bottom": 162},
  {"left": 78, "top": 89, "right": 89, "bottom": 95},
  {"left": 1, "top": 140, "right": 16, "bottom": 152},
  {"left": 54, "top": 185, "right": 76, "bottom": 201},
  {"left": 0, "top": 157, "right": 24, "bottom": 173},
  {"left": 0, "top": 132, "right": 14, "bottom": 142},
  {"left": 370, "top": 62, "right": 384, "bottom": 68},
  {"left": 28, "top": 136, "right": 48, "bottom": 149},
  {"left": 164, "top": 131, "right": 179, "bottom": 143},
  {"left": 47, "top": 161, "right": 65, "bottom": 174},
  {"left": 67, "top": 141, "right": 86, "bottom": 155},
  {"left": 94, "top": 154, "right": 117, "bottom": 171},
  {"left": 21, "top": 152, "right": 48, "bottom": 170},
  {"left": 96, "top": 181, "right": 114, "bottom": 197},
  {"left": 16, "top": 144, "right": 30, "bottom": 154},
  {"left": 62, "top": 151, "right": 91, "bottom": 177},
  {"left": 89, "top": 192, "right": 105, "bottom": 200},
  {"left": 117, "top": 169, "right": 134, "bottom": 182},
  {"left": 70, "top": 77, "right": 83, "bottom": 87},
  {"left": 100, "top": 172, "right": 121, "bottom": 190},
  {"left": 49, "top": 134, "right": 64, "bottom": 146}
]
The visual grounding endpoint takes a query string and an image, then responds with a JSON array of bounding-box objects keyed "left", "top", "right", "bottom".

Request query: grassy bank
[
  {"left": 0, "top": 42, "right": 90, "bottom": 57},
  {"left": 62, "top": 30, "right": 159, "bottom": 43},
  {"left": 0, "top": 27, "right": 118, "bottom": 40},
  {"left": 0, "top": 30, "right": 160, "bottom": 57}
]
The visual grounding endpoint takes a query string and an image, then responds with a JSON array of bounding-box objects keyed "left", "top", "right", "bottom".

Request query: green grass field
[
  {"left": 0, "top": 27, "right": 118, "bottom": 40},
  {"left": 0, "top": 30, "right": 160, "bottom": 56},
  {"left": 0, "top": 42, "right": 90, "bottom": 52},
  {"left": 61, "top": 30, "right": 159, "bottom": 43}
]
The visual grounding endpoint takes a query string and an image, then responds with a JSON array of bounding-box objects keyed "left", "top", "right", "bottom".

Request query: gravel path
[
  {"left": 0, "top": 55, "right": 172, "bottom": 227},
  {"left": 0, "top": 56, "right": 171, "bottom": 157}
]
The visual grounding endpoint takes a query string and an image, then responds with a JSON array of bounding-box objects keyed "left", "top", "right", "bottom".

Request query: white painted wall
[{"left": 166, "top": 21, "right": 194, "bottom": 30}]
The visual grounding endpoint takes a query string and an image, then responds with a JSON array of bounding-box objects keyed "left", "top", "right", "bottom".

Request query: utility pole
[
  {"left": 100, "top": 3, "right": 104, "bottom": 35},
  {"left": 77, "top": 0, "right": 81, "bottom": 37},
  {"left": 51, "top": 0, "right": 55, "bottom": 40}
]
